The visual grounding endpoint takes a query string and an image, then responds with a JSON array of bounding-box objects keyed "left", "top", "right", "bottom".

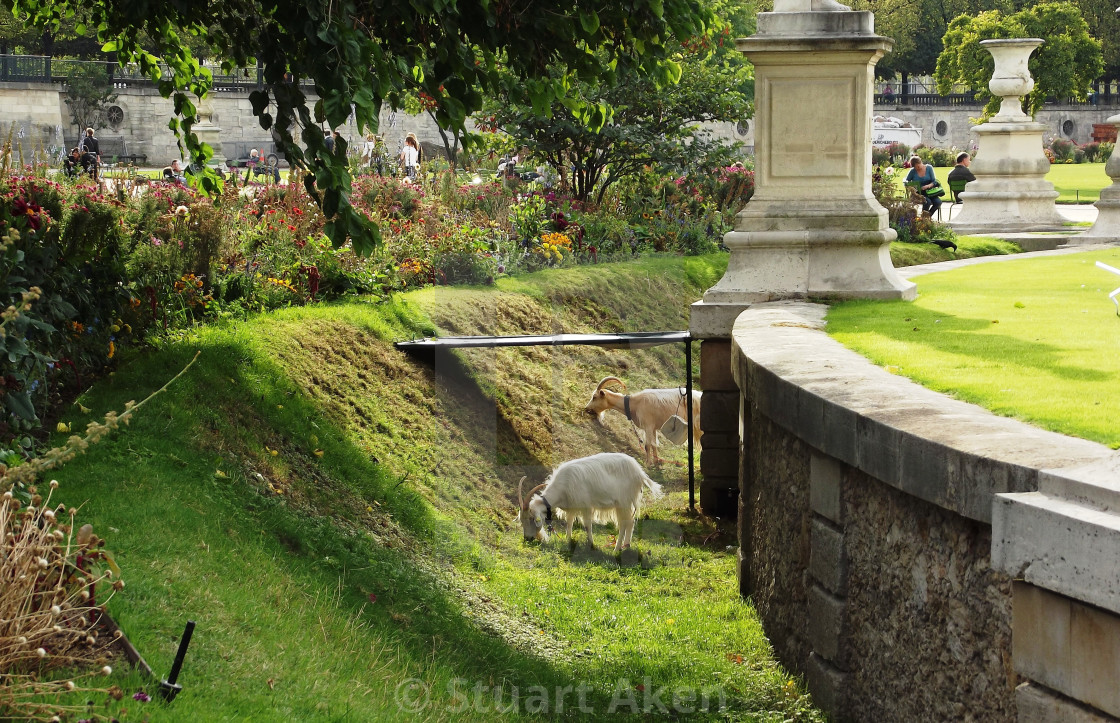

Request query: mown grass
[
  {"left": 828, "top": 247, "right": 1120, "bottom": 448},
  {"left": 33, "top": 253, "right": 822, "bottom": 721},
  {"left": 1046, "top": 162, "right": 1110, "bottom": 203}
]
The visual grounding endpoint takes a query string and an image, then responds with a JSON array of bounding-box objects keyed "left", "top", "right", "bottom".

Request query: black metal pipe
[
  {"left": 686, "top": 336, "right": 694, "bottom": 511},
  {"left": 158, "top": 620, "right": 195, "bottom": 703}
]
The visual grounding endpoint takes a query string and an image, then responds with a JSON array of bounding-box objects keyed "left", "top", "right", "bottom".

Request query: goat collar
[{"left": 623, "top": 395, "right": 632, "bottom": 421}]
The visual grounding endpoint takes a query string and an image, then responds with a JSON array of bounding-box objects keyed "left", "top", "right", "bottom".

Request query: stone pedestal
[
  {"left": 1076, "top": 113, "right": 1120, "bottom": 244},
  {"left": 193, "top": 96, "right": 227, "bottom": 167},
  {"left": 949, "top": 39, "right": 1065, "bottom": 234},
  {"left": 702, "top": 10, "right": 914, "bottom": 306},
  {"left": 689, "top": 7, "right": 914, "bottom": 518}
]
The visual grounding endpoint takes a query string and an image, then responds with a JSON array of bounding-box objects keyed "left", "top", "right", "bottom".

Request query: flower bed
[{"left": 0, "top": 152, "right": 754, "bottom": 449}]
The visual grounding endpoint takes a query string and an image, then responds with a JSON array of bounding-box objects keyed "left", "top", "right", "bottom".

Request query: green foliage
[
  {"left": 488, "top": 12, "right": 753, "bottom": 204},
  {"left": 852, "top": 0, "right": 1019, "bottom": 78},
  {"left": 63, "top": 62, "right": 117, "bottom": 135},
  {"left": 6, "top": 0, "right": 713, "bottom": 255},
  {"left": 935, "top": 2, "right": 1103, "bottom": 118},
  {"left": 1067, "top": 0, "right": 1120, "bottom": 80}
]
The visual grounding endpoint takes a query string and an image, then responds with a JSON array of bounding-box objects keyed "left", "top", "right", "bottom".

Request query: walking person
[{"left": 400, "top": 135, "right": 419, "bottom": 179}]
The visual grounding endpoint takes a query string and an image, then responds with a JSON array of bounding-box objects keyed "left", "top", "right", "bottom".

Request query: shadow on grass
[
  {"left": 836, "top": 303, "right": 1111, "bottom": 382},
  {"left": 56, "top": 337, "right": 726, "bottom": 719}
]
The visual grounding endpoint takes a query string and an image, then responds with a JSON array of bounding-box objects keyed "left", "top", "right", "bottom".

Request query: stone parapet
[{"left": 728, "top": 300, "right": 1115, "bottom": 721}]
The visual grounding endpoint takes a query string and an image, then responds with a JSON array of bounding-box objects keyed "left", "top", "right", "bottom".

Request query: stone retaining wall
[{"left": 730, "top": 300, "right": 1118, "bottom": 722}]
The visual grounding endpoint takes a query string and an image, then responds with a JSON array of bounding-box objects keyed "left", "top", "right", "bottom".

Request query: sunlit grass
[{"left": 828, "top": 247, "right": 1120, "bottom": 448}]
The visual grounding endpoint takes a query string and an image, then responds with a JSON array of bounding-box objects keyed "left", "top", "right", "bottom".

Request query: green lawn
[
  {"left": 1045, "top": 162, "right": 1111, "bottom": 203},
  {"left": 827, "top": 247, "right": 1120, "bottom": 448},
  {"left": 26, "top": 255, "right": 821, "bottom": 721}
]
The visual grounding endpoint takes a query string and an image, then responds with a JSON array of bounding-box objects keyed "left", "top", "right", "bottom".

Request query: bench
[{"left": 94, "top": 137, "right": 148, "bottom": 167}]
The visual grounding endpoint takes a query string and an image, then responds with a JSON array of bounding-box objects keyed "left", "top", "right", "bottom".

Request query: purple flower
[{"left": 133, "top": 691, "right": 151, "bottom": 702}]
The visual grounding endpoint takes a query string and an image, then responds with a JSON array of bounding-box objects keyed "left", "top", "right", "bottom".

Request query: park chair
[
  {"left": 904, "top": 180, "right": 941, "bottom": 222},
  {"left": 947, "top": 178, "right": 969, "bottom": 219}
]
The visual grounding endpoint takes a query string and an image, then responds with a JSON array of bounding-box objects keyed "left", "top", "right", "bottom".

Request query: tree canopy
[
  {"left": 849, "top": 0, "right": 1021, "bottom": 79},
  {"left": 4, "top": 0, "right": 713, "bottom": 254},
  {"left": 488, "top": 0, "right": 752, "bottom": 204},
  {"left": 935, "top": 1, "right": 1102, "bottom": 117},
  {"left": 1066, "top": 0, "right": 1120, "bottom": 81}
]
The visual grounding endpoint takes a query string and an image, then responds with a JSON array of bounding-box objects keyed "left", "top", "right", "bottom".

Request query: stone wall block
[
  {"left": 809, "top": 452, "right": 845, "bottom": 524},
  {"left": 899, "top": 433, "right": 958, "bottom": 516},
  {"left": 821, "top": 399, "right": 859, "bottom": 469},
  {"left": 856, "top": 412, "right": 900, "bottom": 488},
  {"left": 805, "top": 652, "right": 849, "bottom": 716},
  {"left": 1016, "top": 683, "right": 1116, "bottom": 723},
  {"left": 700, "top": 448, "right": 739, "bottom": 478},
  {"left": 700, "top": 390, "right": 740, "bottom": 433},
  {"left": 807, "top": 583, "right": 849, "bottom": 666},
  {"left": 1070, "top": 599, "right": 1120, "bottom": 718},
  {"left": 809, "top": 518, "right": 848, "bottom": 595},
  {"left": 1012, "top": 582, "right": 1072, "bottom": 693},
  {"left": 795, "top": 385, "right": 828, "bottom": 452},
  {"left": 700, "top": 340, "right": 737, "bottom": 391}
]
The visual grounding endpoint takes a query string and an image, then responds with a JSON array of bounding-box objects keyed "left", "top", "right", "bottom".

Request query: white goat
[
  {"left": 517, "top": 452, "right": 663, "bottom": 551},
  {"left": 584, "top": 376, "right": 702, "bottom": 466}
]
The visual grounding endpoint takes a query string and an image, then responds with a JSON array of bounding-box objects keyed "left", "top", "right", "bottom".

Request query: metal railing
[{"left": 0, "top": 54, "right": 281, "bottom": 89}]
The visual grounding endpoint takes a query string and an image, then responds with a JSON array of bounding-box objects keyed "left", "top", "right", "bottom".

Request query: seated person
[
  {"left": 163, "top": 159, "right": 188, "bottom": 185},
  {"left": 904, "top": 155, "right": 943, "bottom": 217},
  {"left": 63, "top": 147, "right": 83, "bottom": 178},
  {"left": 946, "top": 152, "right": 976, "bottom": 199}
]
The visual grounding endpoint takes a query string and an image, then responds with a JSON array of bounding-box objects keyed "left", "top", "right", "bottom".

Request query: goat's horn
[
  {"left": 526, "top": 484, "right": 547, "bottom": 502},
  {"left": 518, "top": 476, "right": 527, "bottom": 509},
  {"left": 596, "top": 376, "right": 627, "bottom": 392}
]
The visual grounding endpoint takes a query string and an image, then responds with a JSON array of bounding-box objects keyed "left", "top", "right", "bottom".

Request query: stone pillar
[
  {"left": 690, "top": 1, "right": 912, "bottom": 519},
  {"left": 1076, "top": 112, "right": 1120, "bottom": 244},
  {"left": 992, "top": 456, "right": 1120, "bottom": 722},
  {"left": 949, "top": 39, "right": 1065, "bottom": 234},
  {"left": 703, "top": 8, "right": 914, "bottom": 305},
  {"left": 192, "top": 95, "right": 227, "bottom": 167}
]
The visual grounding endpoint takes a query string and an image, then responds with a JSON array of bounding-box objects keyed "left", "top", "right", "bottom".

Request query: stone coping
[{"left": 730, "top": 301, "right": 1114, "bottom": 523}]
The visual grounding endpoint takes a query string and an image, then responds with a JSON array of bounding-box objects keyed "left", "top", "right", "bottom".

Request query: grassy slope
[
  {"left": 828, "top": 247, "right": 1120, "bottom": 448},
  {"left": 42, "top": 253, "right": 821, "bottom": 721}
]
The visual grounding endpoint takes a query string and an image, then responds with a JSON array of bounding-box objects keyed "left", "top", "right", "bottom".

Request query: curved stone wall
[{"left": 730, "top": 300, "right": 1118, "bottom": 722}]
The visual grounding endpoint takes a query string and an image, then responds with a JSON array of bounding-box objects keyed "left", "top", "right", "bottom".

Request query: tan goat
[{"left": 583, "top": 376, "right": 701, "bottom": 466}]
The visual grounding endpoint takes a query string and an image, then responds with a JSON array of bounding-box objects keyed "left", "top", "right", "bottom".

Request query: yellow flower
[{"left": 56, "top": 422, "right": 71, "bottom": 433}]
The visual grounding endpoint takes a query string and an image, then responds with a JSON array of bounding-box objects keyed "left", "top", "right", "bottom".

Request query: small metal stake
[{"left": 158, "top": 620, "right": 196, "bottom": 703}]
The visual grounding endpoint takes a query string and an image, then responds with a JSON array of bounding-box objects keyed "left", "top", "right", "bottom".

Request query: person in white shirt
[{"left": 400, "top": 136, "right": 419, "bottom": 178}]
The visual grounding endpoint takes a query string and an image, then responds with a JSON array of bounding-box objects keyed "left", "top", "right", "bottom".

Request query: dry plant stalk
[
  {"left": 0, "top": 351, "right": 200, "bottom": 720},
  {"left": 0, "top": 482, "right": 120, "bottom": 721}
]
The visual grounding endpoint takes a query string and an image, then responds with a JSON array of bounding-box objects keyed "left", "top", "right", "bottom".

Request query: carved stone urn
[
  {"left": 949, "top": 37, "right": 1065, "bottom": 234},
  {"left": 983, "top": 38, "right": 1042, "bottom": 121}
]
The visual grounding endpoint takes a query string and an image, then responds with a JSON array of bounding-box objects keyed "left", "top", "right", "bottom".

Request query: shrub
[
  {"left": 1082, "top": 141, "right": 1102, "bottom": 163},
  {"left": 1049, "top": 137, "right": 1075, "bottom": 162},
  {"left": 929, "top": 147, "right": 956, "bottom": 167},
  {"left": 1101, "top": 142, "right": 1115, "bottom": 162}
]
